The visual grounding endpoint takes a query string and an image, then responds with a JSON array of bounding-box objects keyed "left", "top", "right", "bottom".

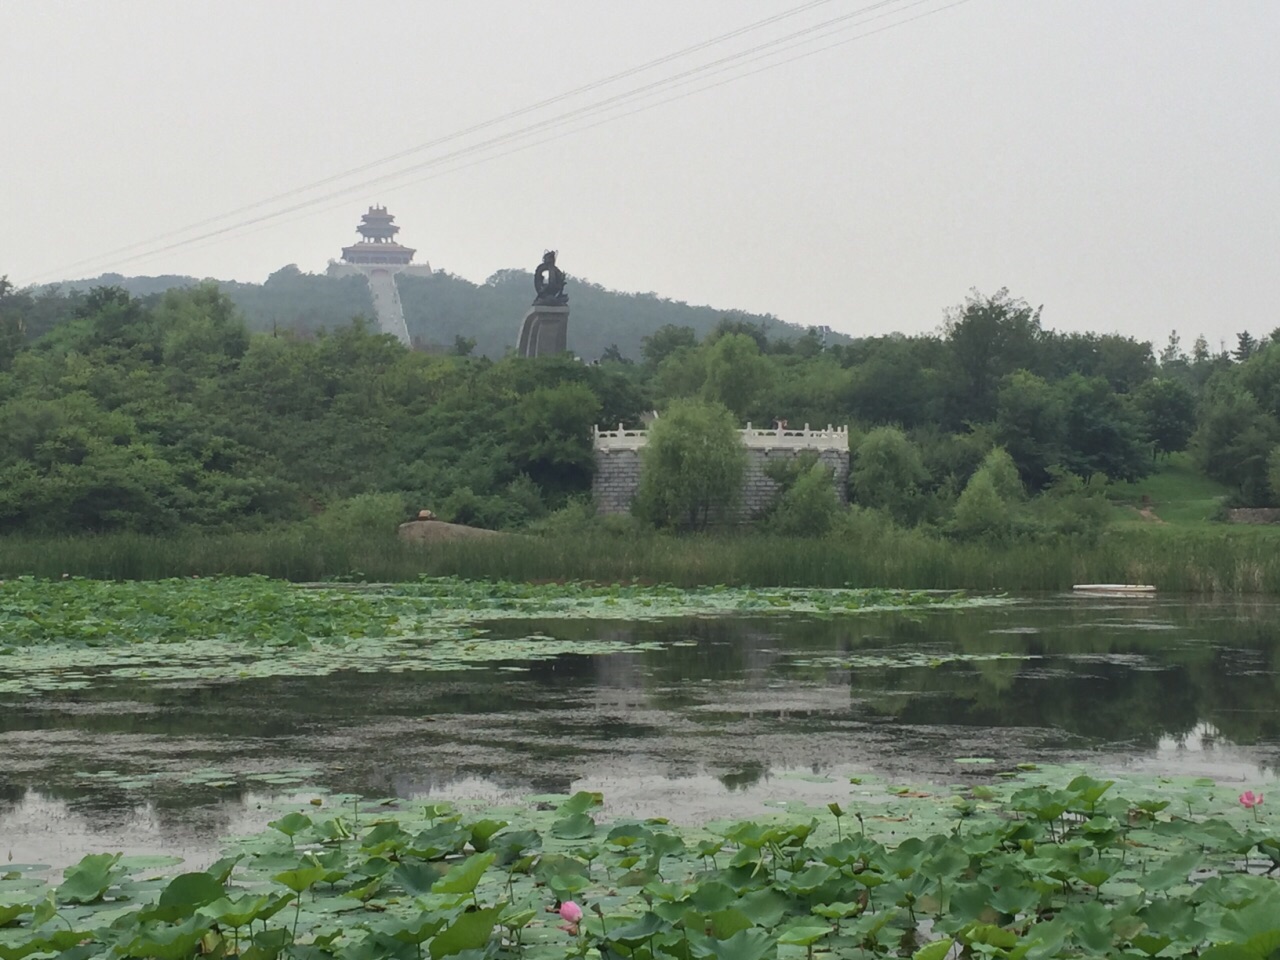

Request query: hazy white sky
[{"left": 3, "top": 0, "right": 1277, "bottom": 346}]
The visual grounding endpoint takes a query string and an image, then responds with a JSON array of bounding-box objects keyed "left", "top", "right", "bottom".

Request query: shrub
[
  {"left": 828, "top": 503, "right": 904, "bottom": 543},
  {"left": 526, "top": 498, "right": 649, "bottom": 539},
  {"left": 312, "top": 492, "right": 409, "bottom": 536},
  {"left": 950, "top": 470, "right": 1015, "bottom": 540},
  {"left": 850, "top": 426, "right": 929, "bottom": 524},
  {"left": 1026, "top": 469, "right": 1112, "bottom": 542},
  {"left": 769, "top": 461, "right": 842, "bottom": 537},
  {"left": 949, "top": 448, "right": 1025, "bottom": 540}
]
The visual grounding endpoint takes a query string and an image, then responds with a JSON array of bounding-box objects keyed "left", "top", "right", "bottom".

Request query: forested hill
[
  {"left": 3, "top": 276, "right": 1278, "bottom": 539},
  {"left": 60, "top": 266, "right": 821, "bottom": 359}
]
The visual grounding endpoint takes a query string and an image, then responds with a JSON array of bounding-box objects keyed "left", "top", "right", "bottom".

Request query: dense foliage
[
  {"left": 4, "top": 276, "right": 1280, "bottom": 537},
  {"left": 1, "top": 771, "right": 1277, "bottom": 959}
]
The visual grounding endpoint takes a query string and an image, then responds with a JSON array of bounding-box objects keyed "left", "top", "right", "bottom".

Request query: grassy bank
[
  {"left": 1108, "top": 452, "right": 1234, "bottom": 527},
  {"left": 4, "top": 523, "right": 1280, "bottom": 593}
]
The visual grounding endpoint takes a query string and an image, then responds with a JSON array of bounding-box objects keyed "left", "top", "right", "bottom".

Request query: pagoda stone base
[{"left": 517, "top": 305, "right": 569, "bottom": 358}]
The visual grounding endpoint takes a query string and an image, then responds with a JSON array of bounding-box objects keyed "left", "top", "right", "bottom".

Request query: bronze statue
[{"left": 533, "top": 250, "right": 569, "bottom": 305}]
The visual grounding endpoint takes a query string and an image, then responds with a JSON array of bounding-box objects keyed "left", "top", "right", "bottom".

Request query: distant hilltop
[
  {"left": 50, "top": 206, "right": 839, "bottom": 358},
  {"left": 53, "top": 266, "right": 830, "bottom": 360}
]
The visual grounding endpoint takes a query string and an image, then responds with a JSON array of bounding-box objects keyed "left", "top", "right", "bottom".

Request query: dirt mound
[{"left": 397, "top": 519, "right": 503, "bottom": 543}]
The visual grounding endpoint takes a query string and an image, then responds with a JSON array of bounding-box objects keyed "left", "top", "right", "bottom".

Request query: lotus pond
[{"left": 2, "top": 577, "right": 1279, "bottom": 958}]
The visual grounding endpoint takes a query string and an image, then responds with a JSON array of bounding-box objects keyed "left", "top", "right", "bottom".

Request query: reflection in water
[
  {"left": 2, "top": 595, "right": 1279, "bottom": 866},
  {"left": 0, "top": 789, "right": 278, "bottom": 868},
  {"left": 1126, "top": 721, "right": 1276, "bottom": 781}
]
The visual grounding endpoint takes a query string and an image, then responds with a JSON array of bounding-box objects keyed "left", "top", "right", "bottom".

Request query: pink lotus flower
[
  {"left": 558, "top": 901, "right": 583, "bottom": 935},
  {"left": 559, "top": 901, "right": 583, "bottom": 923},
  {"left": 1240, "top": 791, "right": 1264, "bottom": 819}
]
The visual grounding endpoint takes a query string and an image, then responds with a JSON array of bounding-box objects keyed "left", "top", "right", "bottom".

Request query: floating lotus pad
[
  {"left": 0, "top": 769, "right": 1276, "bottom": 959},
  {"left": 0, "top": 577, "right": 1001, "bottom": 696}
]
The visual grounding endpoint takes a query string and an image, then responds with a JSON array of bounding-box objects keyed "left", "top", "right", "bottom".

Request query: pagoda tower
[{"left": 326, "top": 205, "right": 431, "bottom": 345}]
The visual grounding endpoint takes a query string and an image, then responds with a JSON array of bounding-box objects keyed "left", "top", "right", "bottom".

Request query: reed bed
[{"left": 4, "top": 525, "right": 1280, "bottom": 593}]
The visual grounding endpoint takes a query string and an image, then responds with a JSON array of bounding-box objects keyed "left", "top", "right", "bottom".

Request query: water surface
[{"left": 3, "top": 593, "right": 1278, "bottom": 866}]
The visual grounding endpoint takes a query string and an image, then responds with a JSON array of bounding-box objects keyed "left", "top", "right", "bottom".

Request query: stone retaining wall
[
  {"left": 594, "top": 448, "right": 644, "bottom": 516},
  {"left": 592, "top": 424, "right": 849, "bottom": 520},
  {"left": 1225, "top": 507, "right": 1280, "bottom": 524}
]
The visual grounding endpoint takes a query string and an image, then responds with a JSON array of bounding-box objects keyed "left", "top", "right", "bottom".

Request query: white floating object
[{"left": 1072, "top": 584, "right": 1156, "bottom": 594}]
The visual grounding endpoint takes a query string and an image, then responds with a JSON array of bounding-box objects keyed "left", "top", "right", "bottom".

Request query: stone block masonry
[{"left": 592, "top": 423, "right": 849, "bottom": 520}]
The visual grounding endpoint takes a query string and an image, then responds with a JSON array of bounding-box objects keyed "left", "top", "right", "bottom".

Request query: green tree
[
  {"left": 1191, "top": 378, "right": 1280, "bottom": 505},
  {"left": 652, "top": 343, "right": 706, "bottom": 400},
  {"left": 154, "top": 284, "right": 250, "bottom": 387},
  {"left": 700, "top": 332, "right": 773, "bottom": 419},
  {"left": 943, "top": 288, "right": 1043, "bottom": 424},
  {"left": 1234, "top": 330, "right": 1259, "bottom": 363},
  {"left": 765, "top": 454, "right": 842, "bottom": 537},
  {"left": 640, "top": 324, "right": 697, "bottom": 366},
  {"left": 1027, "top": 469, "right": 1111, "bottom": 542},
  {"left": 0, "top": 276, "right": 31, "bottom": 372},
  {"left": 912, "top": 424, "right": 989, "bottom": 502},
  {"left": 767, "top": 355, "right": 851, "bottom": 430},
  {"left": 509, "top": 382, "right": 601, "bottom": 499},
  {"left": 633, "top": 399, "right": 746, "bottom": 530},
  {"left": 1237, "top": 342, "right": 1280, "bottom": 420},
  {"left": 1094, "top": 334, "right": 1157, "bottom": 393},
  {"left": 1039, "top": 332, "right": 1155, "bottom": 393},
  {"left": 841, "top": 335, "right": 944, "bottom": 428},
  {"left": 1159, "top": 330, "right": 1185, "bottom": 366},
  {"left": 600, "top": 343, "right": 628, "bottom": 364},
  {"left": 1133, "top": 378, "right": 1196, "bottom": 458},
  {"left": 994, "top": 370, "right": 1064, "bottom": 489},
  {"left": 949, "top": 447, "right": 1025, "bottom": 540},
  {"left": 706, "top": 317, "right": 770, "bottom": 351},
  {"left": 980, "top": 444, "right": 1026, "bottom": 502},
  {"left": 1056, "top": 374, "right": 1151, "bottom": 482},
  {"left": 849, "top": 426, "right": 928, "bottom": 524}
]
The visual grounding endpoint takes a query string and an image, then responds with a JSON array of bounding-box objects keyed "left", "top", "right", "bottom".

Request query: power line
[
  {"left": 79, "top": 0, "right": 923, "bottom": 274},
  {"left": 40, "top": 0, "right": 920, "bottom": 281},
  {"left": 35, "top": 0, "right": 849, "bottom": 281},
  {"left": 54, "top": 0, "right": 976, "bottom": 278},
  {"left": 122, "top": 0, "right": 975, "bottom": 273}
]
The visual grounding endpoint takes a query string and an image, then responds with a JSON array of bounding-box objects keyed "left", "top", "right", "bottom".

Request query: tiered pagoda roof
[{"left": 341, "top": 205, "right": 416, "bottom": 266}]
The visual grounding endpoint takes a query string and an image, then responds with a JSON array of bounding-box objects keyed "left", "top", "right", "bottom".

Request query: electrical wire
[
  {"left": 77, "top": 0, "right": 923, "bottom": 274},
  {"left": 48, "top": 0, "right": 975, "bottom": 279},
  {"left": 35, "top": 0, "right": 850, "bottom": 280}
]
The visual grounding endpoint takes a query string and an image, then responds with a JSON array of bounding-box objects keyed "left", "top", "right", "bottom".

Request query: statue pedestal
[{"left": 517, "top": 304, "right": 569, "bottom": 357}]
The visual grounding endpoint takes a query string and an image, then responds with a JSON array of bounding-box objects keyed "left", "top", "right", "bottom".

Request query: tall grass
[{"left": 4, "top": 525, "right": 1280, "bottom": 593}]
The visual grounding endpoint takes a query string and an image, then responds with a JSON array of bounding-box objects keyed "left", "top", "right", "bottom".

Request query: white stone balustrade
[
  {"left": 591, "top": 421, "right": 851, "bottom": 517},
  {"left": 593, "top": 423, "right": 848, "bottom": 451}
]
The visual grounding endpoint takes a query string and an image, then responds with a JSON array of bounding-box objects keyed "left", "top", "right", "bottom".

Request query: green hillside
[{"left": 1109, "top": 453, "right": 1232, "bottom": 526}]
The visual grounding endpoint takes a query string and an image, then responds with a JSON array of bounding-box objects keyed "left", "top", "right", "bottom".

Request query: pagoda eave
[{"left": 341, "top": 243, "right": 416, "bottom": 265}]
